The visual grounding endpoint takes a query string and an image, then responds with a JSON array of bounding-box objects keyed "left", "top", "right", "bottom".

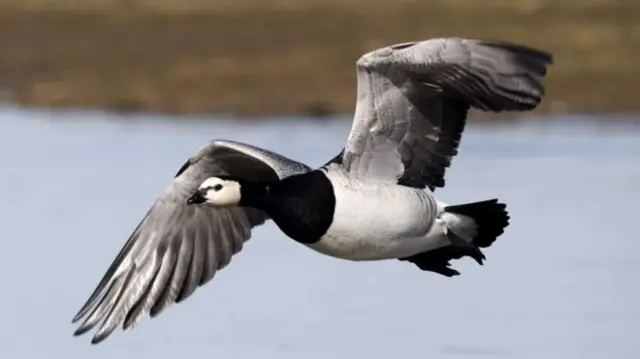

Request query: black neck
[
  {"left": 233, "top": 171, "right": 337, "bottom": 244},
  {"left": 237, "top": 181, "right": 273, "bottom": 209}
]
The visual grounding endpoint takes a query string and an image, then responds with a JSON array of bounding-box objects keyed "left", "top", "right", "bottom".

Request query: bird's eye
[{"left": 213, "top": 184, "right": 223, "bottom": 191}]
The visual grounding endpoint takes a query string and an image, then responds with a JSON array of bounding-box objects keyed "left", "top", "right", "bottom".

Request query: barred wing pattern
[
  {"left": 71, "top": 140, "right": 310, "bottom": 344},
  {"left": 339, "top": 38, "right": 553, "bottom": 189}
]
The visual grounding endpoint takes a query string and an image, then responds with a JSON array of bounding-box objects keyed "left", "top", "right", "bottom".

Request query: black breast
[{"left": 264, "top": 170, "right": 336, "bottom": 244}]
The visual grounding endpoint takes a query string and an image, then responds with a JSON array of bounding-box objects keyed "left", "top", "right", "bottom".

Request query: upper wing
[
  {"left": 71, "top": 140, "right": 310, "bottom": 344},
  {"left": 335, "top": 38, "right": 553, "bottom": 189}
]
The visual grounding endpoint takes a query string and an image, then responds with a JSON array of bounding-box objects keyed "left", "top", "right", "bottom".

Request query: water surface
[{"left": 0, "top": 108, "right": 638, "bottom": 359}]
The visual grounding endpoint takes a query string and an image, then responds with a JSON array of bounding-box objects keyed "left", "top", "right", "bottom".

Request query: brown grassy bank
[{"left": 0, "top": 0, "right": 638, "bottom": 117}]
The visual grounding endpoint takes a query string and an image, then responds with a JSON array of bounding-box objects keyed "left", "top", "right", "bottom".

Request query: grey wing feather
[
  {"left": 71, "top": 140, "right": 310, "bottom": 344},
  {"left": 337, "top": 37, "right": 553, "bottom": 189}
]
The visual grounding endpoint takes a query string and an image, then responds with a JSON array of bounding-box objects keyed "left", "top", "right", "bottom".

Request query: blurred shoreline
[{"left": 0, "top": 1, "right": 638, "bottom": 118}]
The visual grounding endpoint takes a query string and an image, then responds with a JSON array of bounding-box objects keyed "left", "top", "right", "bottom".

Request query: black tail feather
[
  {"left": 399, "top": 199, "right": 509, "bottom": 277},
  {"left": 445, "top": 199, "right": 510, "bottom": 248}
]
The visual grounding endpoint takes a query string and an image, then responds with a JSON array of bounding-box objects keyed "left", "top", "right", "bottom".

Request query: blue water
[{"left": 0, "top": 107, "right": 638, "bottom": 358}]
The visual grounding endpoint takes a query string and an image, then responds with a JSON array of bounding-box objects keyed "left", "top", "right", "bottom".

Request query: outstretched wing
[
  {"left": 71, "top": 140, "right": 310, "bottom": 344},
  {"left": 334, "top": 38, "right": 553, "bottom": 189}
]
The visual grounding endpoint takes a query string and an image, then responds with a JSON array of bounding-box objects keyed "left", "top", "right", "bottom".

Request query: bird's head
[{"left": 187, "top": 176, "right": 242, "bottom": 207}]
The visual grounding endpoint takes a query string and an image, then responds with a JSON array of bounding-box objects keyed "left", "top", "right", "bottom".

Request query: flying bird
[{"left": 72, "top": 37, "right": 553, "bottom": 344}]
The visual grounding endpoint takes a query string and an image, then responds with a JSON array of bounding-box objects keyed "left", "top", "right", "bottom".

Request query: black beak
[{"left": 187, "top": 191, "right": 206, "bottom": 205}]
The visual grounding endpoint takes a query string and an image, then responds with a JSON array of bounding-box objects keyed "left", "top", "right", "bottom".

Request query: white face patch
[{"left": 198, "top": 177, "right": 241, "bottom": 207}]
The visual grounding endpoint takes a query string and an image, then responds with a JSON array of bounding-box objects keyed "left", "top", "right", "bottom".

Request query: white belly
[
  {"left": 305, "top": 171, "right": 447, "bottom": 260},
  {"left": 306, "top": 230, "right": 448, "bottom": 260}
]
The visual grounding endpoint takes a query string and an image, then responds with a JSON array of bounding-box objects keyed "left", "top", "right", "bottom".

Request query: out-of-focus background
[
  {"left": 1, "top": 0, "right": 638, "bottom": 116},
  {"left": 0, "top": 1, "right": 639, "bottom": 359}
]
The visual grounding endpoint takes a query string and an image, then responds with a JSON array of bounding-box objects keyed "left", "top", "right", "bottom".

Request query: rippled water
[{"left": 0, "top": 108, "right": 638, "bottom": 358}]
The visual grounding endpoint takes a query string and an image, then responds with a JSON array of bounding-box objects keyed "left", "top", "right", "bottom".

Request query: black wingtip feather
[
  {"left": 462, "top": 39, "right": 554, "bottom": 112},
  {"left": 478, "top": 39, "right": 554, "bottom": 65},
  {"left": 91, "top": 332, "right": 108, "bottom": 345},
  {"left": 73, "top": 325, "right": 93, "bottom": 337}
]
